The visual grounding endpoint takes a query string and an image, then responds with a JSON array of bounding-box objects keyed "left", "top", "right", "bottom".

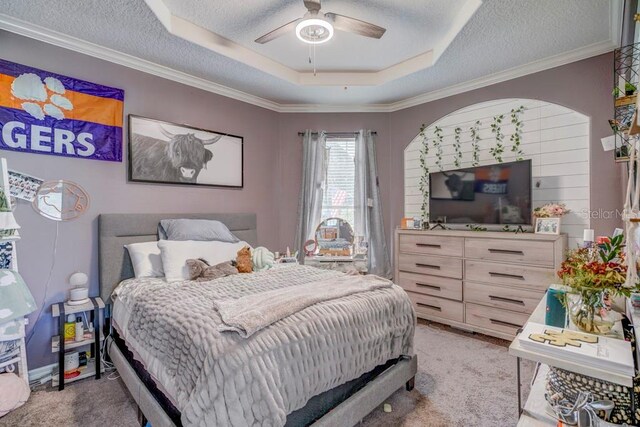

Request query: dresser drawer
[
  {"left": 399, "top": 234, "right": 463, "bottom": 257},
  {"left": 465, "top": 238, "right": 555, "bottom": 267},
  {"left": 408, "top": 292, "right": 464, "bottom": 323},
  {"left": 464, "top": 260, "right": 554, "bottom": 291},
  {"left": 465, "top": 303, "right": 529, "bottom": 336},
  {"left": 463, "top": 281, "right": 543, "bottom": 314},
  {"left": 398, "top": 271, "right": 462, "bottom": 301},
  {"left": 398, "top": 254, "right": 463, "bottom": 279}
]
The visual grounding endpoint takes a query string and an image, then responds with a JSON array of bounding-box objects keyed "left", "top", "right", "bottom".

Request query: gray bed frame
[{"left": 99, "top": 213, "right": 417, "bottom": 427}]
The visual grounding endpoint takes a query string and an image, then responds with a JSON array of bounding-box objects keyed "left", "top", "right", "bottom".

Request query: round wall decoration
[{"left": 32, "top": 180, "right": 90, "bottom": 221}]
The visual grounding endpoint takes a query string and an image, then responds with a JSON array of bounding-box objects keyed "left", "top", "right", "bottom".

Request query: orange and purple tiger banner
[{"left": 0, "top": 59, "right": 124, "bottom": 162}]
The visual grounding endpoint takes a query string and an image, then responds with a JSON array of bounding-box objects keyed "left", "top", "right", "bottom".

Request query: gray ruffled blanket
[{"left": 113, "top": 265, "right": 415, "bottom": 427}]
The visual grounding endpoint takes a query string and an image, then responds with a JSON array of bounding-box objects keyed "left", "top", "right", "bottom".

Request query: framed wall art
[{"left": 128, "top": 115, "right": 243, "bottom": 188}]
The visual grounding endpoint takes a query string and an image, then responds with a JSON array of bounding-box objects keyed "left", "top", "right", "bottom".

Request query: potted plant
[
  {"left": 625, "top": 81, "right": 637, "bottom": 96},
  {"left": 557, "top": 234, "right": 636, "bottom": 334}
]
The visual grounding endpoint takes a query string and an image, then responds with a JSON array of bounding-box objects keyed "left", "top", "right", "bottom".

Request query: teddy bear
[
  {"left": 186, "top": 258, "right": 238, "bottom": 282},
  {"left": 235, "top": 246, "right": 253, "bottom": 273}
]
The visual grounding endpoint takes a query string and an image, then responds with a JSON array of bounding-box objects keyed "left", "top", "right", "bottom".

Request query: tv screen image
[{"left": 429, "top": 160, "right": 532, "bottom": 226}]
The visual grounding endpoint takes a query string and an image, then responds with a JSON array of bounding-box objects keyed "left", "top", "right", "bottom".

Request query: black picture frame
[{"left": 127, "top": 115, "right": 244, "bottom": 188}]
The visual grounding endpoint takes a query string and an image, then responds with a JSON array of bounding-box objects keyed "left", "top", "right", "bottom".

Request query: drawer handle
[
  {"left": 416, "top": 283, "right": 441, "bottom": 291},
  {"left": 416, "top": 243, "right": 441, "bottom": 249},
  {"left": 489, "top": 318, "right": 521, "bottom": 328},
  {"left": 416, "top": 302, "right": 441, "bottom": 312},
  {"left": 489, "top": 272, "right": 525, "bottom": 280},
  {"left": 489, "top": 295, "right": 525, "bottom": 306},
  {"left": 488, "top": 249, "right": 524, "bottom": 255},
  {"left": 415, "top": 263, "right": 441, "bottom": 270}
]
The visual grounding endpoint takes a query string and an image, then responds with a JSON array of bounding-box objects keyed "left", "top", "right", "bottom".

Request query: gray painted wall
[
  {"left": 1, "top": 31, "right": 280, "bottom": 369},
  {"left": 277, "top": 54, "right": 624, "bottom": 256},
  {"left": 387, "top": 52, "right": 623, "bottom": 241},
  {"left": 0, "top": 30, "right": 622, "bottom": 370}
]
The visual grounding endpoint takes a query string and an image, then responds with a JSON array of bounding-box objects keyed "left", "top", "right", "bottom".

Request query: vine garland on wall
[
  {"left": 418, "top": 126, "right": 430, "bottom": 221},
  {"left": 453, "top": 127, "right": 462, "bottom": 168},
  {"left": 433, "top": 126, "right": 444, "bottom": 171},
  {"left": 490, "top": 114, "right": 505, "bottom": 163},
  {"left": 509, "top": 106, "right": 525, "bottom": 160},
  {"left": 470, "top": 120, "right": 481, "bottom": 166},
  {"left": 415, "top": 105, "right": 528, "bottom": 223}
]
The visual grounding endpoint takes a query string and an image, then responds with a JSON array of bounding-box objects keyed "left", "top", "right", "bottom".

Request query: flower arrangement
[
  {"left": 558, "top": 235, "right": 630, "bottom": 296},
  {"left": 533, "top": 203, "right": 570, "bottom": 218},
  {"left": 557, "top": 234, "right": 636, "bottom": 334}
]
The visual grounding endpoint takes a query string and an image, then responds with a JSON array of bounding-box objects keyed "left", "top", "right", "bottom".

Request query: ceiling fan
[{"left": 255, "top": 0, "right": 386, "bottom": 45}]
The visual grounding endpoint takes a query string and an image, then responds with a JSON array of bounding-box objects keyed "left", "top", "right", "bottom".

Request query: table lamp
[{"left": 68, "top": 272, "right": 89, "bottom": 305}]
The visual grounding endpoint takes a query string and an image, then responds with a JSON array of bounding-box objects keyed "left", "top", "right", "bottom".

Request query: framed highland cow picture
[{"left": 128, "top": 115, "right": 243, "bottom": 188}]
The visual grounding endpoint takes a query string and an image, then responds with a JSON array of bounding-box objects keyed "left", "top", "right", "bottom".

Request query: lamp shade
[
  {"left": 0, "top": 270, "right": 36, "bottom": 325},
  {"left": 69, "top": 272, "right": 88, "bottom": 287}
]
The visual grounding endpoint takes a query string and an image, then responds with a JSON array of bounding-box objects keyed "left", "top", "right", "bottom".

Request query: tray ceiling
[
  {"left": 0, "top": 0, "right": 621, "bottom": 111},
  {"left": 159, "top": 0, "right": 482, "bottom": 74}
]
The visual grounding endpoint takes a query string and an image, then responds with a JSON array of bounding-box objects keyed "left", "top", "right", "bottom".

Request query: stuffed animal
[
  {"left": 236, "top": 246, "right": 253, "bottom": 273},
  {"left": 186, "top": 258, "right": 238, "bottom": 282},
  {"left": 252, "top": 247, "right": 275, "bottom": 271}
]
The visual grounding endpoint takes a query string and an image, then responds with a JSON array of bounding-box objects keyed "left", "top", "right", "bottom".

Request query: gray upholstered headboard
[{"left": 99, "top": 213, "right": 257, "bottom": 303}]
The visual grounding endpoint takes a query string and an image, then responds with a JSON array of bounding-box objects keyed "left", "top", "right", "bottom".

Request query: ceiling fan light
[{"left": 296, "top": 18, "right": 334, "bottom": 44}]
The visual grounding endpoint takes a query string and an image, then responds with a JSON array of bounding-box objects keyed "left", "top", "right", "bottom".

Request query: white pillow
[
  {"left": 157, "top": 240, "right": 250, "bottom": 282},
  {"left": 125, "top": 241, "right": 164, "bottom": 278}
]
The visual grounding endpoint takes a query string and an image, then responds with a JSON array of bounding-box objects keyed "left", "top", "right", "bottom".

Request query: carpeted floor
[{"left": 0, "top": 321, "right": 534, "bottom": 427}]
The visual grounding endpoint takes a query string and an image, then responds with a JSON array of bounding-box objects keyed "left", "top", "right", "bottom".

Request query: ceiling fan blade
[
  {"left": 325, "top": 13, "right": 386, "bottom": 39},
  {"left": 254, "top": 19, "right": 300, "bottom": 44},
  {"left": 303, "top": 0, "right": 322, "bottom": 13}
]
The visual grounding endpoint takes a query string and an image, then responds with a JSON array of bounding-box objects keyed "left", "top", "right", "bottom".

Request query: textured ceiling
[
  {"left": 0, "top": 0, "right": 617, "bottom": 106},
  {"left": 162, "top": 0, "right": 461, "bottom": 71}
]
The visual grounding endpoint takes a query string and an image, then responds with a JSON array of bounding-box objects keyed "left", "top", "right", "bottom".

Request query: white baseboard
[{"left": 28, "top": 363, "right": 55, "bottom": 383}]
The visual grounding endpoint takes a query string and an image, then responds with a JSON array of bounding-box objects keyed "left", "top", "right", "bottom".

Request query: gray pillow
[{"left": 158, "top": 219, "right": 240, "bottom": 243}]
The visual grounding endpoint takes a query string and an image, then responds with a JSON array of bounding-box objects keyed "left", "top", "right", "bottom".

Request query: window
[{"left": 321, "top": 137, "right": 356, "bottom": 227}]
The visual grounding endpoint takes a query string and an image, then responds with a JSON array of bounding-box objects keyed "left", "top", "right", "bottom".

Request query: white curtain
[
  {"left": 294, "top": 130, "right": 327, "bottom": 262},
  {"left": 355, "top": 130, "right": 391, "bottom": 278}
]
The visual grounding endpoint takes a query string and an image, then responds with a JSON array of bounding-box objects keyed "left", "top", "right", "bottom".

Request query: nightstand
[
  {"left": 51, "top": 297, "right": 105, "bottom": 390},
  {"left": 304, "top": 255, "right": 368, "bottom": 274}
]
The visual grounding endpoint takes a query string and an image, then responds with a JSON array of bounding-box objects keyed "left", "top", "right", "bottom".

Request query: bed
[{"left": 99, "top": 213, "right": 417, "bottom": 427}]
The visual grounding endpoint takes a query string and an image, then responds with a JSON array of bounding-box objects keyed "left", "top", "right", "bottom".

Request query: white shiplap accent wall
[{"left": 404, "top": 98, "right": 590, "bottom": 248}]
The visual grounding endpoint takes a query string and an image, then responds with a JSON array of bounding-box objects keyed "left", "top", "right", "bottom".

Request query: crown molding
[
  {"left": 0, "top": 14, "right": 282, "bottom": 112},
  {"left": 144, "top": 0, "right": 482, "bottom": 87},
  {"left": 379, "top": 40, "right": 617, "bottom": 113},
  {"left": 0, "top": 0, "right": 622, "bottom": 114},
  {"left": 278, "top": 41, "right": 617, "bottom": 113},
  {"left": 281, "top": 0, "right": 623, "bottom": 113}
]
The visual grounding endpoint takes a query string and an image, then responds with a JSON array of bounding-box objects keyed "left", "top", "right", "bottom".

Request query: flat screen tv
[{"left": 429, "top": 159, "right": 532, "bottom": 227}]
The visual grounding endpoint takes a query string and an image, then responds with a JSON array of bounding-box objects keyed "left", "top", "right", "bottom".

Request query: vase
[{"left": 568, "top": 291, "right": 617, "bottom": 335}]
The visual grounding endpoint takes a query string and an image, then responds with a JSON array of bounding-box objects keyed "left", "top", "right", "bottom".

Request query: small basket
[{"left": 546, "top": 367, "right": 636, "bottom": 424}]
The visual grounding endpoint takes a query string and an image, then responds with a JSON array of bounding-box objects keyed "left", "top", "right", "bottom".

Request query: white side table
[
  {"left": 510, "top": 295, "right": 634, "bottom": 426},
  {"left": 305, "top": 255, "right": 368, "bottom": 274},
  {"left": 0, "top": 319, "right": 28, "bottom": 386}
]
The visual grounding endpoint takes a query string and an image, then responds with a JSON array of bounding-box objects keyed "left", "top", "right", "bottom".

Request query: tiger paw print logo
[{"left": 10, "top": 73, "right": 73, "bottom": 120}]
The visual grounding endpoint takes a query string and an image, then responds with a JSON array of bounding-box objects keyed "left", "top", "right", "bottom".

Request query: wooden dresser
[{"left": 394, "top": 229, "right": 567, "bottom": 340}]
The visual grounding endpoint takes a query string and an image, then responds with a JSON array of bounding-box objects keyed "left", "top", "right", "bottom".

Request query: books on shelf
[{"left": 517, "top": 322, "right": 635, "bottom": 377}]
